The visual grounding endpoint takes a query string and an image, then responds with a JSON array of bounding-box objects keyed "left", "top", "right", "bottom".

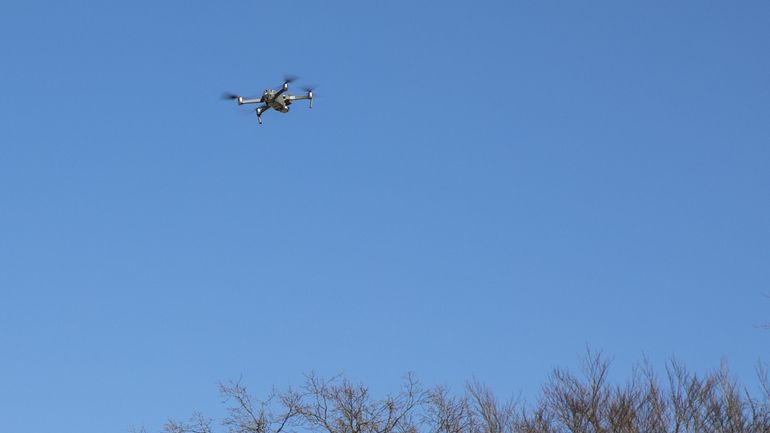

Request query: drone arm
[
  {"left": 238, "top": 96, "right": 263, "bottom": 105},
  {"left": 272, "top": 82, "right": 291, "bottom": 100},
  {"left": 287, "top": 93, "right": 313, "bottom": 108},
  {"left": 255, "top": 105, "right": 270, "bottom": 125}
]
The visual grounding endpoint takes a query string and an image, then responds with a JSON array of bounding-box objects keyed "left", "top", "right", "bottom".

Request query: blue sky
[{"left": 1, "top": 1, "right": 769, "bottom": 432}]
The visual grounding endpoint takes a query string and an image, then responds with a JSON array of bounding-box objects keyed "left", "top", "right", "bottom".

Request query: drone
[{"left": 223, "top": 76, "right": 314, "bottom": 125}]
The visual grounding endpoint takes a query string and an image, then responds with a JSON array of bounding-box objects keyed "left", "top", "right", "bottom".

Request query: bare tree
[
  {"left": 423, "top": 386, "right": 472, "bottom": 433},
  {"left": 160, "top": 355, "right": 770, "bottom": 433},
  {"left": 219, "top": 379, "right": 302, "bottom": 433},
  {"left": 165, "top": 411, "right": 213, "bottom": 433},
  {"left": 466, "top": 380, "right": 517, "bottom": 433},
  {"left": 296, "top": 372, "right": 424, "bottom": 433},
  {"left": 542, "top": 351, "right": 611, "bottom": 433}
]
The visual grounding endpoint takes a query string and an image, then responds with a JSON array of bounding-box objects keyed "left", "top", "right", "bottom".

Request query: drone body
[{"left": 224, "top": 77, "right": 313, "bottom": 125}]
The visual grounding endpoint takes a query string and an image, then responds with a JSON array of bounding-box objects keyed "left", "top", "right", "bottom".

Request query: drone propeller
[
  {"left": 221, "top": 92, "right": 240, "bottom": 100},
  {"left": 274, "top": 75, "right": 299, "bottom": 92}
]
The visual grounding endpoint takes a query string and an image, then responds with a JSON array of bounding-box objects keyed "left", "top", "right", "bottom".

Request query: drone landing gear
[{"left": 256, "top": 105, "right": 269, "bottom": 125}]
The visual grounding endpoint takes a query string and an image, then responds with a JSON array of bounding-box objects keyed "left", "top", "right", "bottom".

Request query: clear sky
[{"left": 1, "top": 1, "right": 769, "bottom": 432}]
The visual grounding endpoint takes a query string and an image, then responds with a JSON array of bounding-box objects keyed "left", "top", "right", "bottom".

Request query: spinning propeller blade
[{"left": 275, "top": 75, "right": 298, "bottom": 92}]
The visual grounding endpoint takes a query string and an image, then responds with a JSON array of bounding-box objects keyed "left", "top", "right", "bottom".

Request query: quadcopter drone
[{"left": 223, "top": 76, "right": 314, "bottom": 125}]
